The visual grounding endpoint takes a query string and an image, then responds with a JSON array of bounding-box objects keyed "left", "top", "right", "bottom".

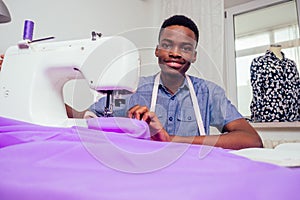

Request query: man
[{"left": 87, "top": 15, "right": 263, "bottom": 150}]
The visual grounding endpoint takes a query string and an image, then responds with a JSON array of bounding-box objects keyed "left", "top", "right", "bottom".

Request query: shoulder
[
  {"left": 251, "top": 52, "right": 271, "bottom": 65},
  {"left": 136, "top": 74, "right": 156, "bottom": 92},
  {"left": 254, "top": 54, "right": 266, "bottom": 61},
  {"left": 286, "top": 58, "right": 297, "bottom": 66},
  {"left": 138, "top": 75, "right": 155, "bottom": 84},
  {"left": 188, "top": 75, "right": 224, "bottom": 94}
]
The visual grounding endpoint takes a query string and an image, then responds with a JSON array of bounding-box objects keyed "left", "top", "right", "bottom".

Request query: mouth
[{"left": 164, "top": 60, "right": 185, "bottom": 68}]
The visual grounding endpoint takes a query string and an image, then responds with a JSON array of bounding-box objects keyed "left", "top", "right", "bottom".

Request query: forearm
[
  {"left": 170, "top": 131, "right": 262, "bottom": 150},
  {"left": 65, "top": 104, "right": 86, "bottom": 118},
  {"left": 167, "top": 118, "right": 263, "bottom": 150}
]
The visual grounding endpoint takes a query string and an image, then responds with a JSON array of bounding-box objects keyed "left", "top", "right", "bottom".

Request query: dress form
[{"left": 269, "top": 44, "right": 283, "bottom": 60}]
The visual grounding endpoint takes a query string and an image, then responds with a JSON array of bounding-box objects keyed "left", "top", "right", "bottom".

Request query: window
[{"left": 225, "top": 0, "right": 300, "bottom": 117}]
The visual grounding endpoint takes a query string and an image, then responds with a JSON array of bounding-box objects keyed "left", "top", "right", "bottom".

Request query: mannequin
[
  {"left": 250, "top": 44, "right": 300, "bottom": 122},
  {"left": 269, "top": 44, "right": 283, "bottom": 60}
]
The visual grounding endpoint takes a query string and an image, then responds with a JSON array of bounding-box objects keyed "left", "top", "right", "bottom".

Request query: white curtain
[{"left": 157, "top": 0, "right": 225, "bottom": 87}]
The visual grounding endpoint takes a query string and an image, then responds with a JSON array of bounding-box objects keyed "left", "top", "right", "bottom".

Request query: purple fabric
[
  {"left": 0, "top": 116, "right": 300, "bottom": 200},
  {"left": 87, "top": 117, "right": 151, "bottom": 139}
]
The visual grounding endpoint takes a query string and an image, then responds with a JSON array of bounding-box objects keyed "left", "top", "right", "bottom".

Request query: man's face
[{"left": 155, "top": 25, "right": 197, "bottom": 76}]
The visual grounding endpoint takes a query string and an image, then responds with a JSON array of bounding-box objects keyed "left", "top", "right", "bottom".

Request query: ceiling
[{"left": 224, "top": 0, "right": 255, "bottom": 9}]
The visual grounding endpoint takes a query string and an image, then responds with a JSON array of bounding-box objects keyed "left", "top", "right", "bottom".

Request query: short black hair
[{"left": 159, "top": 15, "right": 199, "bottom": 44}]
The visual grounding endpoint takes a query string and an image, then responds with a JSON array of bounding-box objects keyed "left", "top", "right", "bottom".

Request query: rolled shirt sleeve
[{"left": 205, "top": 81, "right": 243, "bottom": 132}]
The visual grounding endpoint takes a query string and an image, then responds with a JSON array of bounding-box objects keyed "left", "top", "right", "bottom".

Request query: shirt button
[
  {"left": 187, "top": 116, "right": 192, "bottom": 120},
  {"left": 170, "top": 96, "right": 175, "bottom": 100},
  {"left": 169, "top": 117, "right": 173, "bottom": 121}
]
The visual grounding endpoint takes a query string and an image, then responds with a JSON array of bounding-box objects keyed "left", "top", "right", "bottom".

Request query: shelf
[{"left": 250, "top": 121, "right": 300, "bottom": 129}]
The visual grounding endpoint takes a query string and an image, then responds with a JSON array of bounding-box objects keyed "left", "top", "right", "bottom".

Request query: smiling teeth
[{"left": 167, "top": 62, "right": 182, "bottom": 67}]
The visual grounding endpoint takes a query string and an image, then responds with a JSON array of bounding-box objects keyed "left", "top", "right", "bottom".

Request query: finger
[
  {"left": 133, "top": 106, "right": 149, "bottom": 120},
  {"left": 128, "top": 105, "right": 149, "bottom": 120},
  {"left": 142, "top": 111, "right": 157, "bottom": 121},
  {"left": 141, "top": 112, "right": 152, "bottom": 124},
  {"left": 127, "top": 105, "right": 140, "bottom": 118}
]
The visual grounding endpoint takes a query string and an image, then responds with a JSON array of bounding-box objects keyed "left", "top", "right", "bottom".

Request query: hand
[
  {"left": 0, "top": 54, "right": 4, "bottom": 71},
  {"left": 127, "top": 104, "right": 149, "bottom": 120},
  {"left": 142, "top": 111, "right": 171, "bottom": 142},
  {"left": 128, "top": 105, "right": 171, "bottom": 142},
  {"left": 83, "top": 110, "right": 98, "bottom": 119}
]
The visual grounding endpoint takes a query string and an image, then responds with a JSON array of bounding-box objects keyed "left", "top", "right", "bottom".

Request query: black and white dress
[{"left": 250, "top": 50, "right": 300, "bottom": 122}]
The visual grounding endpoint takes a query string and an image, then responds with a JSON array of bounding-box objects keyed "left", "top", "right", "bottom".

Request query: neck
[
  {"left": 269, "top": 46, "right": 283, "bottom": 60},
  {"left": 160, "top": 72, "right": 185, "bottom": 95}
]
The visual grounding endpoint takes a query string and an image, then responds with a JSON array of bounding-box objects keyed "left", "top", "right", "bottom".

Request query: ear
[
  {"left": 155, "top": 45, "right": 159, "bottom": 57},
  {"left": 191, "top": 50, "right": 197, "bottom": 63}
]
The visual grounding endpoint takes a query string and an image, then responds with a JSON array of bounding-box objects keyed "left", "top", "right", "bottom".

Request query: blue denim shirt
[{"left": 89, "top": 75, "right": 242, "bottom": 136}]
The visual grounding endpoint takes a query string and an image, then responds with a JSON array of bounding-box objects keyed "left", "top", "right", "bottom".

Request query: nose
[{"left": 169, "top": 46, "right": 182, "bottom": 58}]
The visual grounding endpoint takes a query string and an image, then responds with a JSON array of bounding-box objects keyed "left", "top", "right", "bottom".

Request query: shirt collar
[
  {"left": 265, "top": 50, "right": 286, "bottom": 60},
  {"left": 158, "top": 76, "right": 189, "bottom": 95}
]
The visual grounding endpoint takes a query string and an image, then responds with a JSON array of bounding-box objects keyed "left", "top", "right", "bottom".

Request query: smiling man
[{"left": 88, "top": 15, "right": 263, "bottom": 150}]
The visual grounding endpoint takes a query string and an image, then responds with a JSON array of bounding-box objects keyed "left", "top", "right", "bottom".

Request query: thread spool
[{"left": 23, "top": 20, "right": 34, "bottom": 41}]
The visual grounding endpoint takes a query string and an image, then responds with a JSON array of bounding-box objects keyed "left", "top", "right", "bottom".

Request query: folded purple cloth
[{"left": 87, "top": 117, "right": 150, "bottom": 139}]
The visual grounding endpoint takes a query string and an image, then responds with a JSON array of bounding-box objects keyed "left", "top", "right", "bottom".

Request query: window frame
[{"left": 224, "top": 0, "right": 300, "bottom": 111}]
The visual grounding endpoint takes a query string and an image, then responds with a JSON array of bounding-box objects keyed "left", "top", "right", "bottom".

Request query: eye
[
  {"left": 181, "top": 45, "right": 193, "bottom": 52},
  {"left": 160, "top": 42, "right": 172, "bottom": 49}
]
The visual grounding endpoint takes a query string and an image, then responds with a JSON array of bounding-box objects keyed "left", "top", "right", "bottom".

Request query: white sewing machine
[{"left": 0, "top": 34, "right": 140, "bottom": 127}]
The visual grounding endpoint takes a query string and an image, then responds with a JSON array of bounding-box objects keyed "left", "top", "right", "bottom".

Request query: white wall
[
  {"left": 0, "top": 0, "right": 157, "bottom": 51},
  {"left": 1, "top": 0, "right": 161, "bottom": 111}
]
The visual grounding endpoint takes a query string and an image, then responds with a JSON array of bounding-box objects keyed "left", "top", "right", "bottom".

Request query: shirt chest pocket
[{"left": 177, "top": 108, "right": 196, "bottom": 122}]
